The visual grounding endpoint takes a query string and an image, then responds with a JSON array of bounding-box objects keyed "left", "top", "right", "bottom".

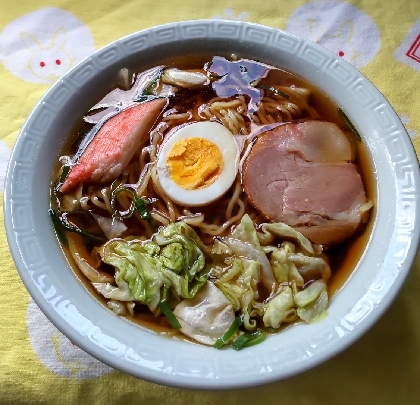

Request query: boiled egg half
[{"left": 157, "top": 121, "right": 239, "bottom": 206}]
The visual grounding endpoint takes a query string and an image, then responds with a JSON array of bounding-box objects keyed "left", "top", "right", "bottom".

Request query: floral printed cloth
[{"left": 0, "top": 1, "right": 419, "bottom": 404}]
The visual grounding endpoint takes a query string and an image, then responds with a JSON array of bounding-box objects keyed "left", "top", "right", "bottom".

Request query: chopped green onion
[
  {"left": 133, "top": 70, "right": 163, "bottom": 102},
  {"left": 48, "top": 209, "right": 105, "bottom": 244},
  {"left": 214, "top": 316, "right": 242, "bottom": 349},
  {"left": 257, "top": 84, "right": 289, "bottom": 99},
  {"left": 143, "top": 79, "right": 158, "bottom": 95},
  {"left": 159, "top": 300, "right": 182, "bottom": 329},
  {"left": 59, "top": 165, "right": 71, "bottom": 184},
  {"left": 231, "top": 329, "right": 266, "bottom": 350},
  {"left": 111, "top": 186, "right": 157, "bottom": 230},
  {"left": 337, "top": 107, "right": 362, "bottom": 141},
  {"left": 144, "top": 71, "right": 163, "bottom": 95},
  {"left": 48, "top": 209, "right": 68, "bottom": 244},
  {"left": 244, "top": 329, "right": 266, "bottom": 347},
  {"left": 231, "top": 334, "right": 250, "bottom": 350},
  {"left": 134, "top": 198, "right": 157, "bottom": 231},
  {"left": 111, "top": 186, "right": 136, "bottom": 219}
]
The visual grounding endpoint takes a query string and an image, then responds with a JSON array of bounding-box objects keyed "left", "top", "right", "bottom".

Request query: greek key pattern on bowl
[
  {"left": 120, "top": 33, "right": 150, "bottom": 53},
  {"left": 96, "top": 43, "right": 123, "bottom": 64},
  {"left": 299, "top": 43, "right": 330, "bottom": 68},
  {"left": 243, "top": 24, "right": 274, "bottom": 45},
  {"left": 213, "top": 21, "right": 242, "bottom": 39},
  {"left": 349, "top": 78, "right": 379, "bottom": 108},
  {"left": 327, "top": 59, "right": 358, "bottom": 85},
  {"left": 181, "top": 22, "right": 212, "bottom": 39},
  {"left": 66, "top": 58, "right": 97, "bottom": 89},
  {"left": 271, "top": 30, "right": 302, "bottom": 54},
  {"left": 48, "top": 80, "right": 76, "bottom": 109}
]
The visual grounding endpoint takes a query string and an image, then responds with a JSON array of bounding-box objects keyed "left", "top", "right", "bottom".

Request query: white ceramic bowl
[{"left": 4, "top": 20, "right": 420, "bottom": 389}]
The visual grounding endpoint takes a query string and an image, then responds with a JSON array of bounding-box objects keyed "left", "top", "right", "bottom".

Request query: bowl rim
[{"left": 4, "top": 19, "right": 420, "bottom": 389}]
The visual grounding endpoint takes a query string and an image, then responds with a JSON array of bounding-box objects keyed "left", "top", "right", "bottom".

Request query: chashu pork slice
[{"left": 242, "top": 120, "right": 370, "bottom": 245}]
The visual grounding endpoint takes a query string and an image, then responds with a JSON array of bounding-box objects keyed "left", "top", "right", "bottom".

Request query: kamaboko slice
[{"left": 60, "top": 98, "right": 165, "bottom": 193}]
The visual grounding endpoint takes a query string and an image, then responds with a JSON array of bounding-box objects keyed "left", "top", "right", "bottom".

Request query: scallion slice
[
  {"left": 158, "top": 300, "right": 182, "bottom": 329},
  {"left": 111, "top": 186, "right": 157, "bottom": 230},
  {"left": 49, "top": 209, "right": 105, "bottom": 244},
  {"left": 231, "top": 334, "right": 250, "bottom": 351},
  {"left": 337, "top": 107, "right": 362, "bottom": 141},
  {"left": 48, "top": 209, "right": 68, "bottom": 244},
  {"left": 134, "top": 197, "right": 157, "bottom": 231},
  {"left": 214, "top": 316, "right": 242, "bottom": 349},
  {"left": 133, "top": 70, "right": 163, "bottom": 102},
  {"left": 231, "top": 329, "right": 266, "bottom": 350},
  {"left": 244, "top": 329, "right": 266, "bottom": 347},
  {"left": 110, "top": 186, "right": 136, "bottom": 219},
  {"left": 257, "top": 84, "right": 289, "bottom": 99},
  {"left": 58, "top": 165, "right": 71, "bottom": 184}
]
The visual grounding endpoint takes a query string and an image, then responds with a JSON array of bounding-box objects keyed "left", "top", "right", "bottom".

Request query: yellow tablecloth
[{"left": 1, "top": 0, "right": 419, "bottom": 404}]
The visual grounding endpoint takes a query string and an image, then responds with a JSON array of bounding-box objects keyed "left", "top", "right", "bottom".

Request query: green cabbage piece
[
  {"left": 264, "top": 240, "right": 330, "bottom": 286},
  {"left": 210, "top": 215, "right": 332, "bottom": 331},
  {"left": 221, "top": 214, "right": 276, "bottom": 295},
  {"left": 214, "top": 257, "right": 260, "bottom": 330},
  {"left": 262, "top": 286, "right": 296, "bottom": 329},
  {"left": 295, "top": 280, "right": 329, "bottom": 323},
  {"left": 260, "top": 280, "right": 328, "bottom": 329},
  {"left": 211, "top": 238, "right": 233, "bottom": 256},
  {"left": 99, "top": 221, "right": 209, "bottom": 313},
  {"left": 268, "top": 242, "right": 305, "bottom": 286},
  {"left": 259, "top": 221, "right": 314, "bottom": 255}
]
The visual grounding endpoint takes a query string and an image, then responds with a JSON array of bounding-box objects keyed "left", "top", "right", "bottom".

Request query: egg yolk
[{"left": 166, "top": 137, "right": 224, "bottom": 190}]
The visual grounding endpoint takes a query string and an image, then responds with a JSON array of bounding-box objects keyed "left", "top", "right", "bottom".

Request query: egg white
[{"left": 157, "top": 121, "right": 239, "bottom": 206}]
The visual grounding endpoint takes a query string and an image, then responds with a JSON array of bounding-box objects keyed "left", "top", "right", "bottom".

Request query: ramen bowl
[{"left": 4, "top": 20, "right": 420, "bottom": 389}]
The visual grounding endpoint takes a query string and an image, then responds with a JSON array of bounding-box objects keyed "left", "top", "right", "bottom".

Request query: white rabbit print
[
  {"left": 20, "top": 27, "right": 74, "bottom": 84},
  {"left": 213, "top": 8, "right": 249, "bottom": 21},
  {"left": 26, "top": 299, "right": 113, "bottom": 379},
  {"left": 286, "top": 0, "right": 380, "bottom": 68},
  {"left": 308, "top": 19, "right": 359, "bottom": 62},
  {"left": 0, "top": 7, "right": 95, "bottom": 84}
]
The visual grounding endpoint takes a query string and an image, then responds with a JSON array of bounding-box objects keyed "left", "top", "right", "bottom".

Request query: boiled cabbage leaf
[
  {"left": 258, "top": 221, "right": 314, "bottom": 254},
  {"left": 214, "top": 257, "right": 260, "bottom": 330},
  {"left": 220, "top": 214, "right": 276, "bottom": 295},
  {"left": 295, "top": 279, "right": 329, "bottom": 323},
  {"left": 173, "top": 281, "right": 235, "bottom": 345},
  {"left": 96, "top": 221, "right": 209, "bottom": 313},
  {"left": 210, "top": 215, "right": 331, "bottom": 332},
  {"left": 262, "top": 286, "right": 296, "bottom": 329},
  {"left": 265, "top": 242, "right": 330, "bottom": 285},
  {"left": 267, "top": 242, "right": 304, "bottom": 286},
  {"left": 258, "top": 279, "right": 328, "bottom": 329}
]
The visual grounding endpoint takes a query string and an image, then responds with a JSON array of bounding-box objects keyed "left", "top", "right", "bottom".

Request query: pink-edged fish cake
[{"left": 60, "top": 98, "right": 165, "bottom": 193}]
